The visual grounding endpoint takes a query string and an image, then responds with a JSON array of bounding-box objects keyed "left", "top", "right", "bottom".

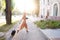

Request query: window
[
  {"left": 53, "top": 4, "right": 58, "bottom": 16},
  {"left": 48, "top": 0, "right": 49, "bottom": 5},
  {"left": 43, "top": 0, "right": 45, "bottom": 4}
]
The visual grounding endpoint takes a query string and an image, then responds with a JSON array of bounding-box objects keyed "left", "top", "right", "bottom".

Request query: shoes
[
  {"left": 17, "top": 30, "right": 19, "bottom": 33},
  {"left": 26, "top": 30, "right": 28, "bottom": 32}
]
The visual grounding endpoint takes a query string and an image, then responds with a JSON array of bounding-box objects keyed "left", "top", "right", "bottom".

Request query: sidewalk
[
  {"left": 41, "top": 29, "right": 60, "bottom": 40},
  {"left": 12, "top": 19, "right": 49, "bottom": 40},
  {"left": 5, "top": 16, "right": 49, "bottom": 40},
  {"left": 27, "top": 16, "right": 60, "bottom": 40},
  {"left": 3, "top": 15, "right": 60, "bottom": 40}
]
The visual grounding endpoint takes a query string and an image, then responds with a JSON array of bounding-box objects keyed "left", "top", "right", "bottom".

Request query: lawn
[
  {"left": 0, "top": 20, "right": 19, "bottom": 40},
  {"left": 0, "top": 37, "right": 5, "bottom": 40},
  {"left": 34, "top": 20, "right": 60, "bottom": 29},
  {"left": 0, "top": 16, "right": 19, "bottom": 32},
  {"left": 0, "top": 21, "right": 18, "bottom": 32}
]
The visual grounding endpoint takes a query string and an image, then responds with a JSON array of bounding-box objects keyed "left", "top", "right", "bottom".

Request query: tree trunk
[{"left": 5, "top": 0, "right": 12, "bottom": 24}]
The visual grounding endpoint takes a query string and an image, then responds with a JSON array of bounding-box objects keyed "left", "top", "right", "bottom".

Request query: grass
[
  {"left": 34, "top": 20, "right": 60, "bottom": 29},
  {"left": 0, "top": 21, "right": 18, "bottom": 32},
  {"left": 0, "top": 15, "right": 20, "bottom": 40},
  {"left": 0, "top": 37, "right": 5, "bottom": 40},
  {"left": 0, "top": 21, "right": 18, "bottom": 40},
  {"left": 0, "top": 16, "right": 19, "bottom": 32}
]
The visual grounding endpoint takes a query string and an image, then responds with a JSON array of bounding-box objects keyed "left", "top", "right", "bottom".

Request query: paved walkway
[
  {"left": 5, "top": 16, "right": 49, "bottom": 40},
  {"left": 4, "top": 16, "right": 60, "bottom": 40},
  {"left": 12, "top": 19, "right": 49, "bottom": 40},
  {"left": 41, "top": 29, "right": 60, "bottom": 40}
]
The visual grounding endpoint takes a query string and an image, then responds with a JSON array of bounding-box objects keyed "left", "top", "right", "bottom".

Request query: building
[{"left": 39, "top": 0, "right": 60, "bottom": 20}]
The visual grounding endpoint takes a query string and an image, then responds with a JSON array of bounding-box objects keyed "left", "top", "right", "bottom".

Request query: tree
[
  {"left": 0, "top": 1, "right": 2, "bottom": 10},
  {"left": 5, "top": 0, "right": 12, "bottom": 24}
]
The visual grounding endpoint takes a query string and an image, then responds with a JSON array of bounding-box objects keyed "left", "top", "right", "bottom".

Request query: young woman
[{"left": 17, "top": 12, "right": 28, "bottom": 33}]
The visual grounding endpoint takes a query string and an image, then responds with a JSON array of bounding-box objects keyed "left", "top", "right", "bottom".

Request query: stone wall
[{"left": 48, "top": 16, "right": 60, "bottom": 20}]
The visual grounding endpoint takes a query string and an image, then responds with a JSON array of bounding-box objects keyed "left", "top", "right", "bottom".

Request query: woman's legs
[
  {"left": 17, "top": 23, "right": 24, "bottom": 33},
  {"left": 20, "top": 22, "right": 28, "bottom": 32},
  {"left": 17, "top": 22, "right": 28, "bottom": 33},
  {"left": 25, "top": 23, "right": 28, "bottom": 32}
]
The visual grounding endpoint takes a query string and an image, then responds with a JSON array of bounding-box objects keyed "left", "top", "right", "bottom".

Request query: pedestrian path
[
  {"left": 12, "top": 19, "right": 49, "bottom": 40},
  {"left": 41, "top": 29, "right": 60, "bottom": 40}
]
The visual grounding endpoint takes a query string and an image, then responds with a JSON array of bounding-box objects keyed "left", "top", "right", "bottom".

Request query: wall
[{"left": 39, "top": 0, "right": 60, "bottom": 17}]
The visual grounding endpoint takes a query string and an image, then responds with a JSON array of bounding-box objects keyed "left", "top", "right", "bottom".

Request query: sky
[{"left": 14, "top": 0, "right": 36, "bottom": 13}]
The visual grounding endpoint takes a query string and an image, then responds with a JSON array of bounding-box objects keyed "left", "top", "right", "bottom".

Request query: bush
[{"left": 34, "top": 20, "right": 60, "bottom": 29}]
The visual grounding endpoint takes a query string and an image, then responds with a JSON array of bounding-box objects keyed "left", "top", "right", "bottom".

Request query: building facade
[{"left": 39, "top": 0, "right": 60, "bottom": 18}]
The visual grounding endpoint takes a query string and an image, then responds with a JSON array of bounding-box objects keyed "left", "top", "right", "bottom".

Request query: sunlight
[{"left": 14, "top": 0, "right": 36, "bottom": 13}]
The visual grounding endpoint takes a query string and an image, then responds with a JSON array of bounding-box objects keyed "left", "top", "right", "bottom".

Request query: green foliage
[
  {"left": 0, "top": 21, "right": 18, "bottom": 32},
  {"left": 0, "top": 37, "right": 5, "bottom": 40},
  {"left": 35, "top": 20, "right": 60, "bottom": 29},
  {"left": 34, "top": 20, "right": 46, "bottom": 29},
  {"left": 11, "top": 0, "right": 15, "bottom": 11}
]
